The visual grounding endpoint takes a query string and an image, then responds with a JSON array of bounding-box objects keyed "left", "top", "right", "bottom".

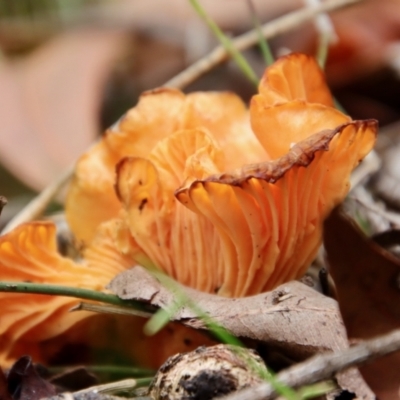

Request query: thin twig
[
  {"left": 1, "top": 165, "right": 74, "bottom": 234},
  {"left": 44, "top": 378, "right": 153, "bottom": 400},
  {"left": 165, "top": 0, "right": 363, "bottom": 89},
  {"left": 220, "top": 328, "right": 400, "bottom": 400},
  {"left": 73, "top": 301, "right": 153, "bottom": 319},
  {"left": 74, "top": 378, "right": 145, "bottom": 394}
]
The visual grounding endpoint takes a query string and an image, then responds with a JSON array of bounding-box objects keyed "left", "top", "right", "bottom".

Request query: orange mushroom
[
  {"left": 67, "top": 53, "right": 377, "bottom": 297},
  {"left": 0, "top": 53, "right": 377, "bottom": 367}
]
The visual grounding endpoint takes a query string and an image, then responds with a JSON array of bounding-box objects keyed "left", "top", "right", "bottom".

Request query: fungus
[
  {"left": 0, "top": 220, "right": 133, "bottom": 366},
  {"left": 69, "top": 53, "right": 376, "bottom": 297},
  {"left": 0, "top": 53, "right": 377, "bottom": 366}
]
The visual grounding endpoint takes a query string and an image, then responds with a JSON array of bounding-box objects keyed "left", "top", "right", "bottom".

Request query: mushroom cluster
[{"left": 0, "top": 53, "right": 377, "bottom": 367}]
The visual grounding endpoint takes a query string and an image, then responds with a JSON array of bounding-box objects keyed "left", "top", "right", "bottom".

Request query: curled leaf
[{"left": 324, "top": 208, "right": 400, "bottom": 400}]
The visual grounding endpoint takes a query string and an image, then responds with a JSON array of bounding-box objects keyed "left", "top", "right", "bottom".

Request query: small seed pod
[{"left": 148, "top": 344, "right": 268, "bottom": 400}]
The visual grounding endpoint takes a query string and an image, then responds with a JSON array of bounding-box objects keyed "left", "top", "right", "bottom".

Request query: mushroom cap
[{"left": 66, "top": 53, "right": 377, "bottom": 297}]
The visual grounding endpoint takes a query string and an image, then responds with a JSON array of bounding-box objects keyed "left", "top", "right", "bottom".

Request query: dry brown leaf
[
  {"left": 108, "top": 266, "right": 348, "bottom": 357},
  {"left": 324, "top": 207, "right": 400, "bottom": 400},
  {"left": 108, "top": 266, "right": 373, "bottom": 397},
  {"left": 0, "top": 28, "right": 128, "bottom": 191}
]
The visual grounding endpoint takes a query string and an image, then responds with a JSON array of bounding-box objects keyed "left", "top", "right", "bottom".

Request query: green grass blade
[
  {"left": 0, "top": 281, "right": 146, "bottom": 310},
  {"left": 189, "top": 0, "right": 259, "bottom": 86},
  {"left": 316, "top": 31, "right": 330, "bottom": 69},
  {"left": 247, "top": 0, "right": 274, "bottom": 66}
]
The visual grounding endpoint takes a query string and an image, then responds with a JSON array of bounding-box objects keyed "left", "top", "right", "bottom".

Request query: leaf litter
[
  {"left": 324, "top": 207, "right": 400, "bottom": 400},
  {"left": 107, "top": 266, "right": 373, "bottom": 398}
]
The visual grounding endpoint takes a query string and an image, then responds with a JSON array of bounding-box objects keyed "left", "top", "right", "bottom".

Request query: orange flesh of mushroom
[{"left": 0, "top": 53, "right": 377, "bottom": 367}]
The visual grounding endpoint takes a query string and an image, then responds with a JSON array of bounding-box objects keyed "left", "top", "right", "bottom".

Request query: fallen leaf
[
  {"left": 108, "top": 266, "right": 348, "bottom": 356},
  {"left": 324, "top": 207, "right": 400, "bottom": 400},
  {"left": 0, "top": 28, "right": 128, "bottom": 191},
  {"left": 108, "top": 266, "right": 373, "bottom": 398},
  {"left": 7, "top": 356, "right": 56, "bottom": 400}
]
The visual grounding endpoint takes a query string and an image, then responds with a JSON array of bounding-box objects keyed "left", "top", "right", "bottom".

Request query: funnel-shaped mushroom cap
[{"left": 65, "top": 52, "right": 377, "bottom": 297}]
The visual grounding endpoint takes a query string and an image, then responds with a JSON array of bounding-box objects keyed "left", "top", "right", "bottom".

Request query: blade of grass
[
  {"left": 189, "top": 0, "right": 259, "bottom": 86},
  {"left": 247, "top": 0, "right": 274, "bottom": 66},
  {"left": 144, "top": 307, "right": 177, "bottom": 335},
  {"left": 298, "top": 380, "right": 337, "bottom": 399},
  {"left": 0, "top": 281, "right": 147, "bottom": 310},
  {"left": 316, "top": 32, "right": 330, "bottom": 69},
  {"left": 304, "top": 0, "right": 338, "bottom": 69},
  {"left": 167, "top": 0, "right": 361, "bottom": 89},
  {"left": 49, "top": 365, "right": 155, "bottom": 378}
]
